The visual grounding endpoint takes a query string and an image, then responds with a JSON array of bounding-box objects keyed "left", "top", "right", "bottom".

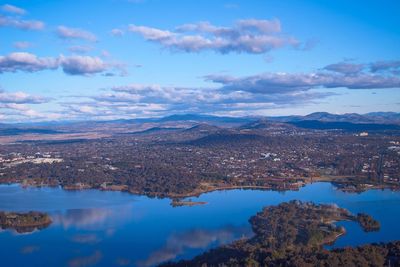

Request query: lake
[{"left": 0, "top": 182, "right": 399, "bottom": 267}]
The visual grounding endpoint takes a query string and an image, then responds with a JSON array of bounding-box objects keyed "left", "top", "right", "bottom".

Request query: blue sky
[{"left": 0, "top": 0, "right": 399, "bottom": 122}]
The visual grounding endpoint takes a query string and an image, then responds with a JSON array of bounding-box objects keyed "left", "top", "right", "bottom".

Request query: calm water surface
[{"left": 0, "top": 182, "right": 399, "bottom": 267}]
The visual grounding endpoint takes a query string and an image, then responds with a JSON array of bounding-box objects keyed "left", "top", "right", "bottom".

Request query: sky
[{"left": 0, "top": 0, "right": 399, "bottom": 122}]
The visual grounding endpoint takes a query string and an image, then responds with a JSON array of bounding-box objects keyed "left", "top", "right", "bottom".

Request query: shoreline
[{"left": 1, "top": 175, "right": 399, "bottom": 201}]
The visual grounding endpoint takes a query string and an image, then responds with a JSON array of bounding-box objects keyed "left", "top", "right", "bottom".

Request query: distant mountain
[
  {"left": 366, "top": 112, "right": 400, "bottom": 117},
  {"left": 126, "top": 127, "right": 184, "bottom": 135},
  {"left": 0, "top": 128, "right": 62, "bottom": 136},
  {"left": 268, "top": 112, "right": 400, "bottom": 125},
  {"left": 188, "top": 133, "right": 266, "bottom": 146},
  {"left": 238, "top": 118, "right": 272, "bottom": 130},
  {"left": 2, "top": 112, "right": 399, "bottom": 129},
  {"left": 157, "top": 114, "right": 254, "bottom": 124},
  {"left": 301, "top": 112, "right": 374, "bottom": 123},
  {"left": 238, "top": 118, "right": 295, "bottom": 131},
  {"left": 159, "top": 114, "right": 211, "bottom": 122},
  {"left": 364, "top": 112, "right": 400, "bottom": 123},
  {"left": 80, "top": 114, "right": 255, "bottom": 126},
  {"left": 183, "top": 123, "right": 221, "bottom": 134},
  {"left": 288, "top": 120, "right": 400, "bottom": 132}
]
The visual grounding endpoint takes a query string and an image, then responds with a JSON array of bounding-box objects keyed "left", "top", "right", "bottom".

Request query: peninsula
[{"left": 162, "top": 201, "right": 397, "bottom": 266}]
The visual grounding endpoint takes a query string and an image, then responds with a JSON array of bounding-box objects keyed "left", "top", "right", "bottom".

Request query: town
[{"left": 0, "top": 117, "right": 399, "bottom": 198}]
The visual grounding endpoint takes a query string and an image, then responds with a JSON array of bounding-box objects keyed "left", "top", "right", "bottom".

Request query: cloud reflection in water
[
  {"left": 52, "top": 205, "right": 133, "bottom": 230},
  {"left": 137, "top": 225, "right": 252, "bottom": 267}
]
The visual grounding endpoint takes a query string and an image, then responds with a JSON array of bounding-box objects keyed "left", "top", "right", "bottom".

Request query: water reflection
[
  {"left": 52, "top": 205, "right": 133, "bottom": 230},
  {"left": 70, "top": 233, "right": 101, "bottom": 244},
  {"left": 10, "top": 228, "right": 40, "bottom": 236},
  {"left": 20, "top": 245, "right": 40, "bottom": 254},
  {"left": 68, "top": 250, "right": 102, "bottom": 267},
  {"left": 0, "top": 183, "right": 399, "bottom": 267},
  {"left": 115, "top": 258, "right": 131, "bottom": 266},
  {"left": 137, "top": 225, "right": 252, "bottom": 267}
]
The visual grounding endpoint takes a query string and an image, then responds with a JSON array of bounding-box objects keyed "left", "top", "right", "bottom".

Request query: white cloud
[
  {"left": 0, "top": 52, "right": 58, "bottom": 73},
  {"left": 370, "top": 60, "right": 400, "bottom": 73},
  {"left": 323, "top": 62, "right": 365, "bottom": 74},
  {"left": 110, "top": 28, "right": 124, "bottom": 36},
  {"left": 13, "top": 41, "right": 32, "bottom": 49},
  {"left": 0, "top": 90, "right": 56, "bottom": 121},
  {"left": 128, "top": 19, "right": 300, "bottom": 54},
  {"left": 0, "top": 90, "right": 49, "bottom": 104},
  {"left": 68, "top": 45, "right": 93, "bottom": 54},
  {"left": 56, "top": 26, "right": 97, "bottom": 42},
  {"left": 207, "top": 69, "right": 400, "bottom": 94},
  {"left": 62, "top": 60, "right": 400, "bottom": 120},
  {"left": 0, "top": 52, "right": 122, "bottom": 76},
  {"left": 59, "top": 55, "right": 108, "bottom": 75},
  {"left": 0, "top": 15, "right": 44, "bottom": 30},
  {"left": 1, "top": 4, "right": 26, "bottom": 15}
]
